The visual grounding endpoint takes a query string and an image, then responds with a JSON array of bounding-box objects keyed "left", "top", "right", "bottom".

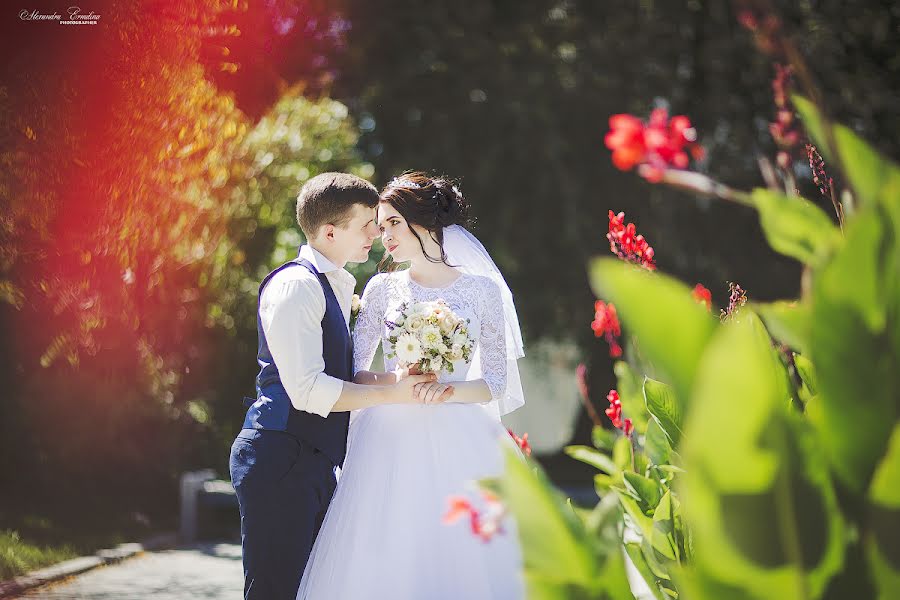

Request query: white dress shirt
[{"left": 259, "top": 244, "right": 356, "bottom": 417}]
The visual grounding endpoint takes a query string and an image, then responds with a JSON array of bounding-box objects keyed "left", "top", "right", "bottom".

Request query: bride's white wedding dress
[{"left": 297, "top": 270, "right": 525, "bottom": 599}]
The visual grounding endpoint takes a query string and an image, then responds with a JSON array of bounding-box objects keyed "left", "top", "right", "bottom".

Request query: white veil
[{"left": 442, "top": 225, "right": 525, "bottom": 418}]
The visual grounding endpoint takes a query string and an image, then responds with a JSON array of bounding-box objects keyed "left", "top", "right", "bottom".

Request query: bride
[{"left": 296, "top": 172, "right": 527, "bottom": 599}]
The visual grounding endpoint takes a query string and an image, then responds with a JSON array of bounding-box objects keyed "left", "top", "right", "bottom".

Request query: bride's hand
[
  {"left": 413, "top": 381, "right": 454, "bottom": 405},
  {"left": 393, "top": 364, "right": 424, "bottom": 383}
]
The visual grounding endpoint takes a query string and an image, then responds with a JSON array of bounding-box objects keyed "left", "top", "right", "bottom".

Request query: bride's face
[{"left": 378, "top": 202, "right": 429, "bottom": 263}]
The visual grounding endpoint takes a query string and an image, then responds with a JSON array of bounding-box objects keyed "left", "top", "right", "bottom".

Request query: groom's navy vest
[{"left": 242, "top": 256, "right": 351, "bottom": 467}]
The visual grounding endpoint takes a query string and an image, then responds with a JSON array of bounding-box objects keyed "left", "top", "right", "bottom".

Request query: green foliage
[
  {"left": 496, "top": 91, "right": 898, "bottom": 600},
  {"left": 681, "top": 313, "right": 845, "bottom": 599},
  {"left": 867, "top": 424, "right": 900, "bottom": 600},
  {"left": 589, "top": 260, "right": 716, "bottom": 403},
  {"left": 0, "top": 0, "right": 373, "bottom": 513},
  {"left": 751, "top": 189, "right": 841, "bottom": 269},
  {"left": 497, "top": 450, "right": 633, "bottom": 599},
  {"left": 0, "top": 530, "right": 76, "bottom": 580}
]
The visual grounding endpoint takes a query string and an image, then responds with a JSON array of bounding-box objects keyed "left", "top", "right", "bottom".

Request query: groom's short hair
[{"left": 296, "top": 173, "right": 379, "bottom": 237}]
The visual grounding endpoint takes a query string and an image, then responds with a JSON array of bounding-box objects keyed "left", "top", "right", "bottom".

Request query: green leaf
[
  {"left": 751, "top": 188, "right": 841, "bottom": 269},
  {"left": 625, "top": 542, "right": 666, "bottom": 600},
  {"left": 593, "top": 474, "right": 616, "bottom": 495},
  {"left": 643, "top": 378, "right": 684, "bottom": 447},
  {"left": 755, "top": 299, "right": 813, "bottom": 356},
  {"left": 590, "top": 258, "right": 717, "bottom": 402},
  {"left": 613, "top": 435, "right": 633, "bottom": 473},
  {"left": 867, "top": 424, "right": 900, "bottom": 600},
  {"left": 497, "top": 448, "right": 600, "bottom": 593},
  {"left": 584, "top": 491, "right": 622, "bottom": 536},
  {"left": 645, "top": 418, "right": 672, "bottom": 466},
  {"left": 811, "top": 208, "right": 898, "bottom": 491},
  {"left": 650, "top": 490, "right": 679, "bottom": 562},
  {"left": 792, "top": 353, "right": 818, "bottom": 396},
  {"left": 614, "top": 360, "right": 649, "bottom": 433},
  {"left": 591, "top": 426, "right": 617, "bottom": 452},
  {"left": 681, "top": 311, "right": 845, "bottom": 599},
  {"left": 565, "top": 445, "right": 619, "bottom": 475},
  {"left": 623, "top": 471, "right": 664, "bottom": 514}
]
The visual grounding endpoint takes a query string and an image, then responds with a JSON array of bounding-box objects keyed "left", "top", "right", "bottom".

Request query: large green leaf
[
  {"left": 498, "top": 449, "right": 632, "bottom": 599},
  {"left": 589, "top": 258, "right": 717, "bottom": 403},
  {"left": 810, "top": 208, "right": 898, "bottom": 491},
  {"left": 643, "top": 377, "right": 684, "bottom": 447},
  {"left": 644, "top": 418, "right": 672, "bottom": 466},
  {"left": 681, "top": 312, "right": 845, "bottom": 599},
  {"left": 867, "top": 423, "right": 900, "bottom": 600},
  {"left": 755, "top": 299, "right": 813, "bottom": 356},
  {"left": 751, "top": 188, "right": 841, "bottom": 269},
  {"left": 649, "top": 490, "right": 680, "bottom": 562}
]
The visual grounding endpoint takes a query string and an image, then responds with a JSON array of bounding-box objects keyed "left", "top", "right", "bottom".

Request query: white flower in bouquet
[
  {"left": 451, "top": 331, "right": 468, "bottom": 347},
  {"left": 420, "top": 324, "right": 442, "bottom": 349},
  {"left": 394, "top": 333, "right": 423, "bottom": 365},
  {"left": 385, "top": 300, "right": 475, "bottom": 374},
  {"left": 406, "top": 314, "right": 426, "bottom": 332},
  {"left": 439, "top": 313, "right": 459, "bottom": 335}
]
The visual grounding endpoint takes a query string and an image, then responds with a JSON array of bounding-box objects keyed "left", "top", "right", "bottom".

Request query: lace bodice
[{"left": 353, "top": 270, "right": 508, "bottom": 400}]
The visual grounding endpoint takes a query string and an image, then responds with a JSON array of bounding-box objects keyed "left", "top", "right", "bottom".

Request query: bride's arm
[{"left": 415, "top": 278, "right": 507, "bottom": 405}]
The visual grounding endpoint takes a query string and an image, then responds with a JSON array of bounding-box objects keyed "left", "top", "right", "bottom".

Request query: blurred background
[{"left": 1, "top": 0, "right": 897, "bottom": 573}]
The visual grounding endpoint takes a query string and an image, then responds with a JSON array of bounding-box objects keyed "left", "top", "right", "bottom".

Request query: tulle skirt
[{"left": 297, "top": 402, "right": 525, "bottom": 599}]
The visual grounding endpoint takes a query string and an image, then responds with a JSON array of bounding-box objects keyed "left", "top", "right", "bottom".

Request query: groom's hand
[
  {"left": 395, "top": 373, "right": 437, "bottom": 403},
  {"left": 413, "top": 381, "right": 454, "bottom": 405}
]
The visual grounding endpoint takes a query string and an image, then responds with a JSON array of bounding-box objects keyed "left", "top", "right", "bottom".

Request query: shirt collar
[{"left": 299, "top": 244, "right": 356, "bottom": 285}]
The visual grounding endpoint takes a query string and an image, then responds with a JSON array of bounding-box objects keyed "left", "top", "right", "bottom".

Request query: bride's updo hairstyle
[{"left": 378, "top": 171, "right": 472, "bottom": 271}]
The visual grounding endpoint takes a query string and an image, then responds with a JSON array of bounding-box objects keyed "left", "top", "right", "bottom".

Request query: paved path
[{"left": 15, "top": 543, "right": 243, "bottom": 599}]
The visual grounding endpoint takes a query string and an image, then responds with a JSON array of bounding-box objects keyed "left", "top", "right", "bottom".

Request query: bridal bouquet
[{"left": 385, "top": 300, "right": 474, "bottom": 374}]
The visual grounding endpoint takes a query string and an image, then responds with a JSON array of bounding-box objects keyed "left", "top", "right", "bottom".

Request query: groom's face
[{"left": 332, "top": 203, "right": 379, "bottom": 264}]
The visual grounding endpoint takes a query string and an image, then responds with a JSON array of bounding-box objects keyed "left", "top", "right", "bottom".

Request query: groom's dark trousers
[{"left": 229, "top": 256, "right": 351, "bottom": 600}]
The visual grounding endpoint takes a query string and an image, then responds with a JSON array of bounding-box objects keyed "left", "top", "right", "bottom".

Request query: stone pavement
[{"left": 14, "top": 543, "right": 243, "bottom": 599}]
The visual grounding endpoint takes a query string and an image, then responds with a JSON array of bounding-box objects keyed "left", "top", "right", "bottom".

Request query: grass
[
  {"left": 0, "top": 529, "right": 79, "bottom": 580},
  {"left": 0, "top": 508, "right": 171, "bottom": 580}
]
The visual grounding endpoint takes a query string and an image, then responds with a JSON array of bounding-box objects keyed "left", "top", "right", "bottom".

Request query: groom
[{"left": 229, "top": 172, "right": 434, "bottom": 599}]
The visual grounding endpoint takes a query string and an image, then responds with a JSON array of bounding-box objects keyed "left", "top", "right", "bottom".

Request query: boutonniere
[{"left": 350, "top": 293, "right": 361, "bottom": 329}]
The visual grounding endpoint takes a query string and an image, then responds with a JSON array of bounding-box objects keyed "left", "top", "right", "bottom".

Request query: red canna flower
[
  {"left": 442, "top": 496, "right": 474, "bottom": 525},
  {"left": 592, "top": 300, "right": 623, "bottom": 357},
  {"left": 507, "top": 428, "right": 532, "bottom": 456},
  {"left": 605, "top": 108, "right": 704, "bottom": 181},
  {"left": 607, "top": 211, "right": 656, "bottom": 271},
  {"left": 692, "top": 283, "right": 712, "bottom": 312},
  {"left": 604, "top": 389, "right": 633, "bottom": 437},
  {"left": 605, "top": 114, "right": 646, "bottom": 170},
  {"left": 443, "top": 491, "right": 507, "bottom": 542},
  {"left": 605, "top": 389, "right": 623, "bottom": 428}
]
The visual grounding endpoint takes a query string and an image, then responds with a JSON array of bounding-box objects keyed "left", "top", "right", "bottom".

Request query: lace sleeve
[
  {"left": 352, "top": 274, "right": 386, "bottom": 373},
  {"left": 477, "top": 277, "right": 508, "bottom": 400}
]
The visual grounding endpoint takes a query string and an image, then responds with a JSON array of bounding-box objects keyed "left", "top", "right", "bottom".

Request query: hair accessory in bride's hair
[{"left": 388, "top": 177, "right": 421, "bottom": 189}]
